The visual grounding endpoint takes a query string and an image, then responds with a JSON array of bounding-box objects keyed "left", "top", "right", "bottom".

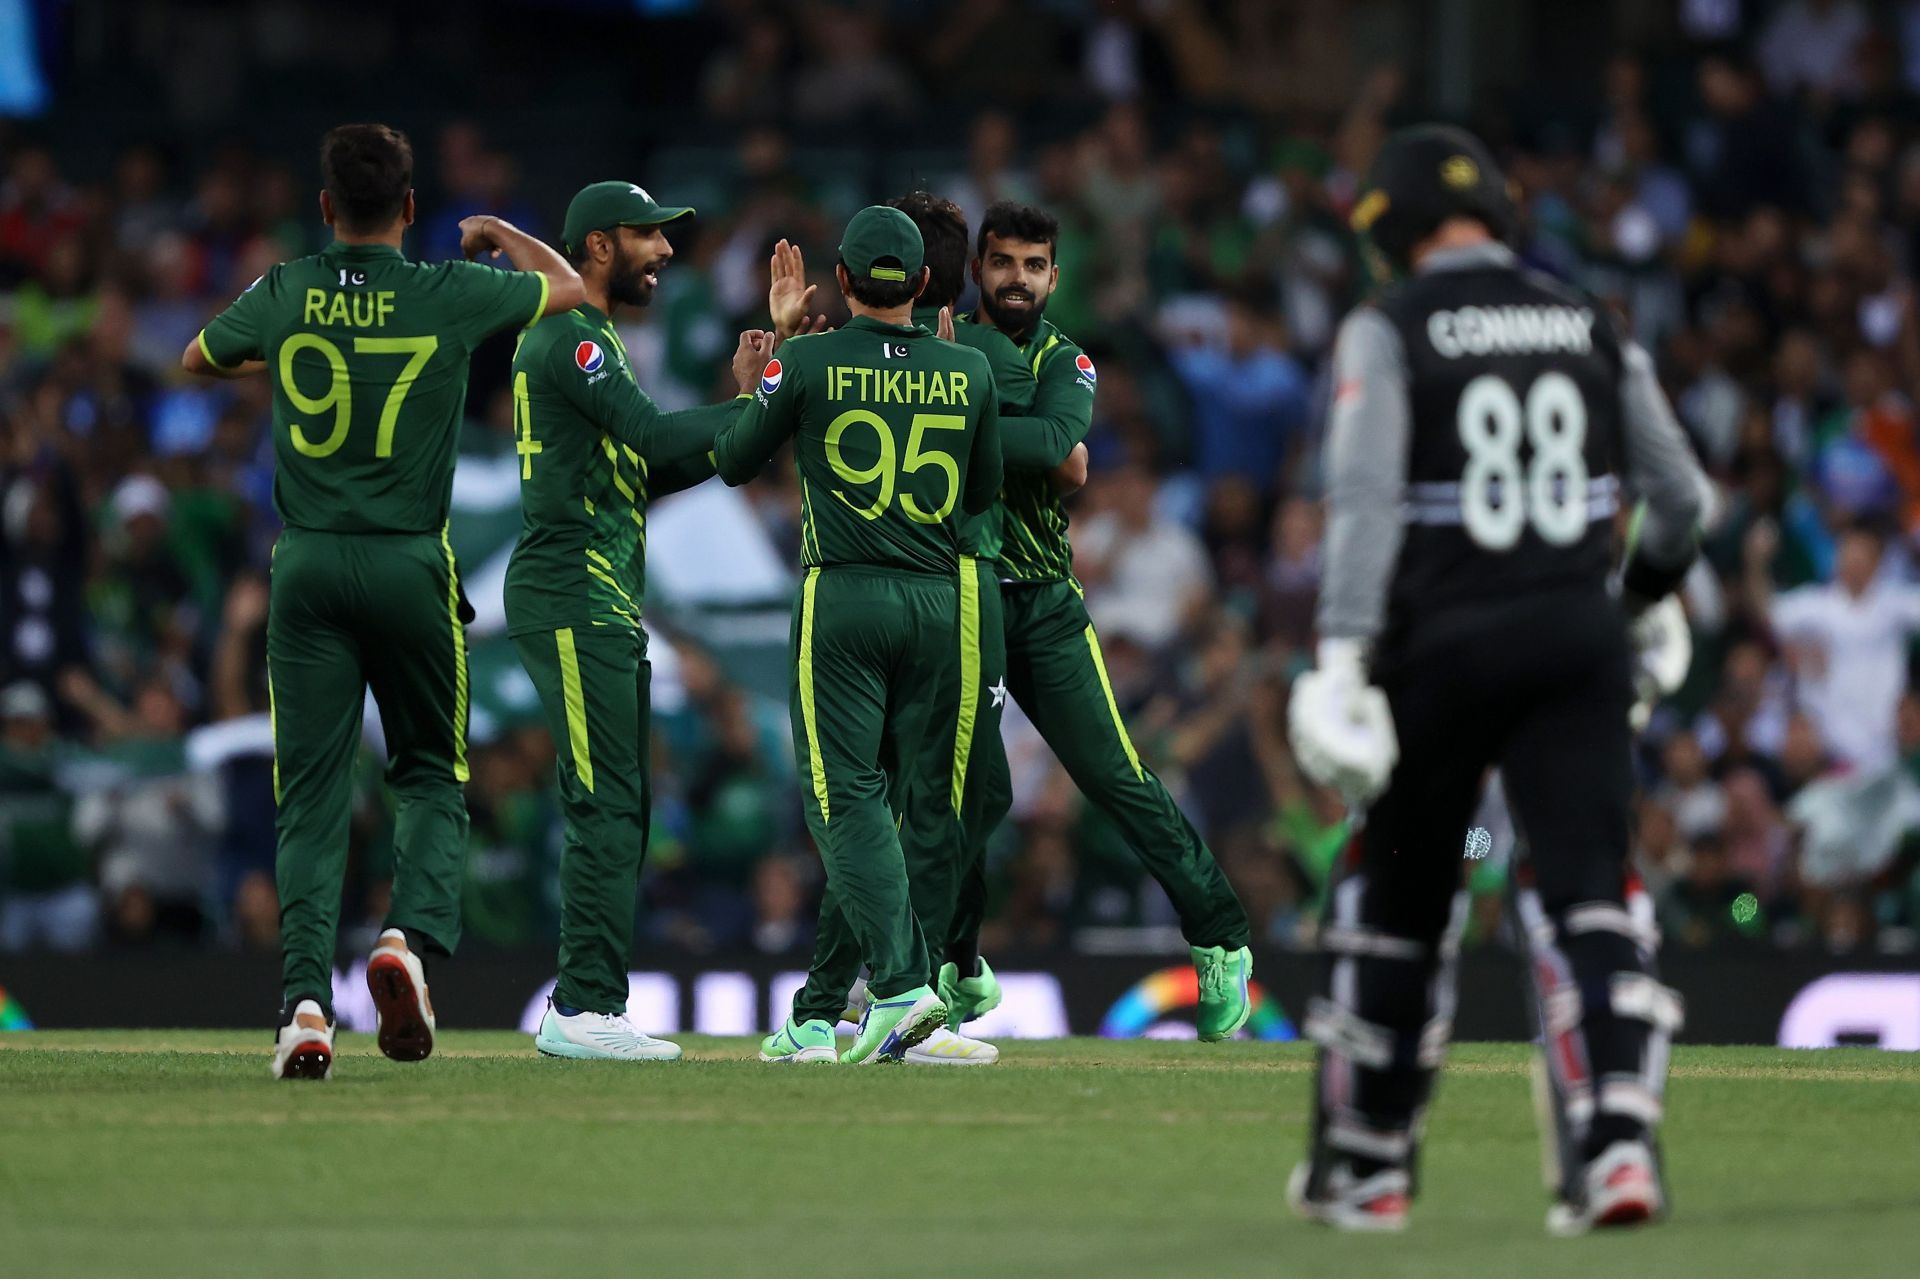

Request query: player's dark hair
[
  {"left": 838, "top": 256, "right": 926, "bottom": 309},
  {"left": 320, "top": 124, "right": 413, "bottom": 235},
  {"left": 886, "top": 191, "right": 968, "bottom": 308},
  {"left": 976, "top": 201, "right": 1058, "bottom": 262}
]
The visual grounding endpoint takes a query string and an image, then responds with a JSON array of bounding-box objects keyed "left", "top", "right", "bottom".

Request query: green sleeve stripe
[
  {"left": 527, "top": 272, "right": 551, "bottom": 328},
  {"left": 196, "top": 330, "right": 233, "bottom": 371}
]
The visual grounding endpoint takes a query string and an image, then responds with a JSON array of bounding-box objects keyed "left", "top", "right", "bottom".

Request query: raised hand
[{"left": 768, "top": 239, "right": 818, "bottom": 340}]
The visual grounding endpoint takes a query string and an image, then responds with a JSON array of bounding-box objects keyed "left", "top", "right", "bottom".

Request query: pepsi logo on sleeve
[{"left": 575, "top": 341, "right": 605, "bottom": 374}]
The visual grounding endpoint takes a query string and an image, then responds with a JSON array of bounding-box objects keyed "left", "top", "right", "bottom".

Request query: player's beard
[
  {"left": 978, "top": 284, "right": 1048, "bottom": 343},
  {"left": 607, "top": 242, "right": 662, "bottom": 309}
]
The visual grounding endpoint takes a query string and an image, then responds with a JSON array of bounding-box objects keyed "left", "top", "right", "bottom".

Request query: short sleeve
[
  {"left": 441, "top": 261, "right": 550, "bottom": 346},
  {"left": 198, "top": 274, "right": 273, "bottom": 369}
]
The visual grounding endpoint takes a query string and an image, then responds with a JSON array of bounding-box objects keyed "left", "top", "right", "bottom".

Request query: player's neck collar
[
  {"left": 326, "top": 241, "right": 405, "bottom": 260},
  {"left": 846, "top": 314, "right": 926, "bottom": 336}
]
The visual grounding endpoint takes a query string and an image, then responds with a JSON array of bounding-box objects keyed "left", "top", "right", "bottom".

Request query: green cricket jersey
[
  {"left": 970, "top": 314, "right": 1096, "bottom": 583},
  {"left": 503, "top": 303, "right": 746, "bottom": 638},
  {"left": 714, "top": 314, "right": 1002, "bottom": 576},
  {"left": 197, "top": 242, "right": 549, "bottom": 534}
]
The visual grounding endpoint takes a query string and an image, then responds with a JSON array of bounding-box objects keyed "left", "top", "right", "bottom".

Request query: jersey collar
[
  {"left": 324, "top": 242, "right": 405, "bottom": 261},
  {"left": 846, "top": 314, "right": 928, "bottom": 337}
]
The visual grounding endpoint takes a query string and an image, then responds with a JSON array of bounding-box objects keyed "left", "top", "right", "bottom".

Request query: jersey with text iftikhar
[
  {"left": 990, "top": 316, "right": 1096, "bottom": 583},
  {"left": 913, "top": 304, "right": 1034, "bottom": 563},
  {"left": 715, "top": 315, "right": 1001, "bottom": 576},
  {"left": 198, "top": 242, "right": 548, "bottom": 534},
  {"left": 504, "top": 304, "right": 741, "bottom": 638},
  {"left": 1376, "top": 264, "right": 1623, "bottom": 639}
]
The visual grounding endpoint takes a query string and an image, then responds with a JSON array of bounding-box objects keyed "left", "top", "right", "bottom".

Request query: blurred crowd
[{"left": 9, "top": 0, "right": 1920, "bottom": 962}]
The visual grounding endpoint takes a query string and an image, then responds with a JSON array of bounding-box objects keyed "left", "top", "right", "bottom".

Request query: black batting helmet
[{"left": 1350, "top": 124, "right": 1514, "bottom": 272}]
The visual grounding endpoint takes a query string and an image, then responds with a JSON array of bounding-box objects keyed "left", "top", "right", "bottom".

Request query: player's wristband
[{"left": 1619, "top": 548, "right": 1691, "bottom": 617}]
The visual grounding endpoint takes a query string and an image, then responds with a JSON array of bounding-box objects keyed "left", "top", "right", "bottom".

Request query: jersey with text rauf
[
  {"left": 1377, "top": 264, "right": 1624, "bottom": 630},
  {"left": 198, "top": 242, "right": 548, "bottom": 534},
  {"left": 716, "top": 315, "right": 1002, "bottom": 576}
]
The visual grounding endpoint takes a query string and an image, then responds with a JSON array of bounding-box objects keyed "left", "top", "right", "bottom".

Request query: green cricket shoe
[
  {"left": 937, "top": 957, "right": 1003, "bottom": 1030},
  {"left": 1193, "top": 945, "right": 1253, "bottom": 1041},
  {"left": 842, "top": 984, "right": 947, "bottom": 1064},
  {"left": 758, "top": 1016, "right": 838, "bottom": 1064}
]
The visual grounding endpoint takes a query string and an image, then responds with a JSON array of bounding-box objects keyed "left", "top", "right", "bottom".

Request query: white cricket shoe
[
  {"left": 1547, "top": 1141, "right": 1663, "bottom": 1236},
  {"left": 903, "top": 1027, "right": 999, "bottom": 1066},
  {"left": 271, "top": 999, "right": 335, "bottom": 1081},
  {"left": 535, "top": 1000, "right": 683, "bottom": 1061},
  {"left": 1287, "top": 1161, "right": 1411, "bottom": 1233},
  {"left": 366, "top": 929, "right": 435, "bottom": 1062}
]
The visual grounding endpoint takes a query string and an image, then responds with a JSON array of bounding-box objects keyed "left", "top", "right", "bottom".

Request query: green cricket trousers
[
  {"left": 789, "top": 564, "right": 960, "bottom": 1015},
  {"left": 512, "top": 625, "right": 650, "bottom": 1014},
  {"left": 269, "top": 526, "right": 471, "bottom": 1011}
]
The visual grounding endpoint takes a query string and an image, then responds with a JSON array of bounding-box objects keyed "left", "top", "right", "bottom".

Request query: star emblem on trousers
[{"left": 988, "top": 678, "right": 1009, "bottom": 709}]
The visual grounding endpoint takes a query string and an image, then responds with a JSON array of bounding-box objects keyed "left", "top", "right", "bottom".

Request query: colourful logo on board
[{"left": 1099, "top": 965, "right": 1295, "bottom": 1041}]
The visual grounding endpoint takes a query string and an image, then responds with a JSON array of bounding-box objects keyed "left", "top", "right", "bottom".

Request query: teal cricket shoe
[
  {"left": 843, "top": 984, "right": 947, "bottom": 1064},
  {"left": 759, "top": 1017, "right": 838, "bottom": 1063},
  {"left": 1193, "top": 945, "right": 1253, "bottom": 1041},
  {"left": 534, "top": 1000, "right": 682, "bottom": 1060},
  {"left": 937, "top": 957, "right": 1003, "bottom": 1030}
]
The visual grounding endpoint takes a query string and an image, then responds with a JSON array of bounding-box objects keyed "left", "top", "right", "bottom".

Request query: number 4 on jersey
[{"left": 1456, "top": 371, "right": 1588, "bottom": 551}]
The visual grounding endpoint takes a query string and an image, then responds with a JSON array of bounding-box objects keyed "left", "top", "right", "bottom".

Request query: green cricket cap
[
  {"left": 838, "top": 205, "right": 923, "bottom": 283},
  {"left": 561, "top": 181, "right": 694, "bottom": 254}
]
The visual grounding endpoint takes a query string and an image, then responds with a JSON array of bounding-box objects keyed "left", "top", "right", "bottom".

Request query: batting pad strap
[
  {"left": 1609, "top": 973, "right": 1685, "bottom": 1033},
  {"left": 1320, "top": 924, "right": 1427, "bottom": 962},
  {"left": 1305, "top": 998, "right": 1395, "bottom": 1070},
  {"left": 1325, "top": 1116, "right": 1414, "bottom": 1162},
  {"left": 1417, "top": 1016, "right": 1453, "bottom": 1070},
  {"left": 1598, "top": 1077, "right": 1664, "bottom": 1125}
]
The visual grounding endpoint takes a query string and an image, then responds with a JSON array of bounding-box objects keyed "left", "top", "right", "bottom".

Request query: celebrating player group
[
  {"left": 182, "top": 122, "right": 1252, "bottom": 1075},
  {"left": 184, "top": 118, "right": 1705, "bottom": 1237}
]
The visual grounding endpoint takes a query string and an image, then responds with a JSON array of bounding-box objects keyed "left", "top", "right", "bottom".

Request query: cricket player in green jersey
[
  {"left": 506, "top": 180, "right": 774, "bottom": 1061},
  {"left": 772, "top": 193, "right": 1087, "bottom": 1065},
  {"left": 965, "top": 200, "right": 1255, "bottom": 1040},
  {"left": 183, "top": 124, "right": 584, "bottom": 1079},
  {"left": 719, "top": 206, "right": 1002, "bottom": 1065}
]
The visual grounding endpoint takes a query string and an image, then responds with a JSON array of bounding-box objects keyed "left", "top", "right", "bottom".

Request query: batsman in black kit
[{"left": 1285, "top": 126, "right": 1706, "bottom": 1235}]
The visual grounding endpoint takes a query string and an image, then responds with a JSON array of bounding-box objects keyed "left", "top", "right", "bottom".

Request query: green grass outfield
[{"left": 1, "top": 1033, "right": 1914, "bottom": 1278}]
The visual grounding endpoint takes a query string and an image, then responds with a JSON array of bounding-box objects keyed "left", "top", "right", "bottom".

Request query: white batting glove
[
  {"left": 1288, "top": 638, "right": 1398, "bottom": 804},
  {"left": 1628, "top": 595, "right": 1691, "bottom": 730}
]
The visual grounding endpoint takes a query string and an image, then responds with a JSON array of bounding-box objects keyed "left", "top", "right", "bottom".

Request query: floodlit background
[{"left": 4, "top": 1, "right": 1920, "bottom": 1039}]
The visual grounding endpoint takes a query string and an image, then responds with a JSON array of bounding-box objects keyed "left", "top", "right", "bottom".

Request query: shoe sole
[
  {"left": 757, "top": 1047, "right": 838, "bottom": 1063},
  {"left": 1548, "top": 1193, "right": 1660, "bottom": 1237},
  {"left": 903, "top": 1049, "right": 998, "bottom": 1066},
  {"left": 367, "top": 952, "right": 434, "bottom": 1063},
  {"left": 535, "top": 1034, "right": 682, "bottom": 1062},
  {"left": 274, "top": 1040, "right": 332, "bottom": 1081},
  {"left": 874, "top": 999, "right": 946, "bottom": 1063}
]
